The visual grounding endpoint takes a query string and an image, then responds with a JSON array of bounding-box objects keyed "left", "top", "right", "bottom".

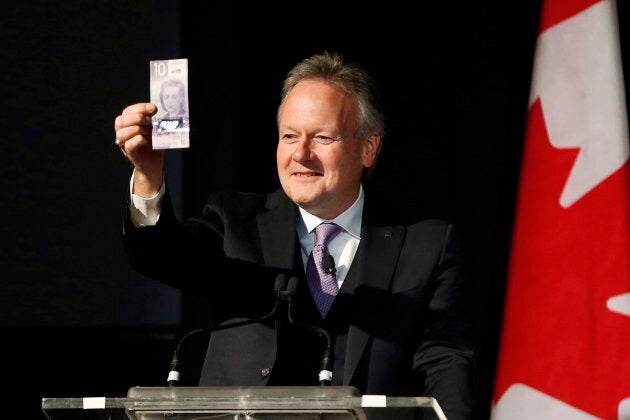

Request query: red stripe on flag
[{"left": 493, "top": 99, "right": 630, "bottom": 416}]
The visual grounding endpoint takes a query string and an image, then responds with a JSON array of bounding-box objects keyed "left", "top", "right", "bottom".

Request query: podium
[{"left": 42, "top": 386, "right": 447, "bottom": 419}]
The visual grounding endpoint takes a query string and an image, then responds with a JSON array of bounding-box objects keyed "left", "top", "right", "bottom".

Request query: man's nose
[{"left": 292, "top": 139, "right": 313, "bottom": 161}]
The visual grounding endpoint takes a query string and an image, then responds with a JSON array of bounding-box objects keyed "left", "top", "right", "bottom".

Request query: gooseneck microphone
[
  {"left": 167, "top": 274, "right": 289, "bottom": 386},
  {"left": 167, "top": 327, "right": 205, "bottom": 386},
  {"left": 285, "top": 277, "right": 334, "bottom": 386}
]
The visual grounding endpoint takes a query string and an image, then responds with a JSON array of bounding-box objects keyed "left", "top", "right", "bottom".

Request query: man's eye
[
  {"left": 282, "top": 134, "right": 298, "bottom": 143},
  {"left": 314, "top": 136, "right": 335, "bottom": 145}
]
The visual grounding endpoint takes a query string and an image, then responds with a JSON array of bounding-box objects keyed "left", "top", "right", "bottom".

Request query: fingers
[
  {"left": 115, "top": 124, "right": 152, "bottom": 144},
  {"left": 114, "top": 103, "right": 158, "bottom": 147},
  {"left": 123, "top": 102, "right": 157, "bottom": 117},
  {"left": 115, "top": 103, "right": 156, "bottom": 130}
]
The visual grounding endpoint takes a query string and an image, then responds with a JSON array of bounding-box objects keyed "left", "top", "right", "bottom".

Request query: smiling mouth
[{"left": 293, "top": 172, "right": 321, "bottom": 177}]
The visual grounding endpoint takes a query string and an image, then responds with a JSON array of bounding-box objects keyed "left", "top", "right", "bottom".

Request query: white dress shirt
[{"left": 296, "top": 188, "right": 363, "bottom": 289}]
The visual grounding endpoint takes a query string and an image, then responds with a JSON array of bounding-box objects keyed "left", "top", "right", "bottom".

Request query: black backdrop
[{"left": 2, "top": 1, "right": 628, "bottom": 419}]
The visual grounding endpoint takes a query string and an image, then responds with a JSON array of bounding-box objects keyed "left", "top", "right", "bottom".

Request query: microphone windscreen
[
  {"left": 274, "top": 274, "right": 288, "bottom": 292},
  {"left": 287, "top": 277, "right": 299, "bottom": 295}
]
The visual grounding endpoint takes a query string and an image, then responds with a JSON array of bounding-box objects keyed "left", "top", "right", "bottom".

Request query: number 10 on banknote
[{"left": 150, "top": 58, "right": 190, "bottom": 149}]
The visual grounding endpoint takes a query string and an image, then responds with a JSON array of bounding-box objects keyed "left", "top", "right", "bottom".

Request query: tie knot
[{"left": 313, "top": 222, "right": 342, "bottom": 247}]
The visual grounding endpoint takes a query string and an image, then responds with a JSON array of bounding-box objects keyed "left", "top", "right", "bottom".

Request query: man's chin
[{"left": 289, "top": 194, "right": 319, "bottom": 211}]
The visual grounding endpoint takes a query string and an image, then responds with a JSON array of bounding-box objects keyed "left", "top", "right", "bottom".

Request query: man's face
[{"left": 276, "top": 79, "right": 379, "bottom": 219}]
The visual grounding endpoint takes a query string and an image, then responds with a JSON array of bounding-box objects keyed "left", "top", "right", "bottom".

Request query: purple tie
[{"left": 306, "top": 222, "right": 343, "bottom": 317}]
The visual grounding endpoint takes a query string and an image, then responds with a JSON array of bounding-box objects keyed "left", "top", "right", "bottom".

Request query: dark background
[{"left": 1, "top": 1, "right": 628, "bottom": 419}]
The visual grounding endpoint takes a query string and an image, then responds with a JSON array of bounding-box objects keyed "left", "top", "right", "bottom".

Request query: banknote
[{"left": 150, "top": 58, "right": 190, "bottom": 149}]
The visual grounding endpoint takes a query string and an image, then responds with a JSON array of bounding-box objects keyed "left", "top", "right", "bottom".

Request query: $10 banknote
[{"left": 150, "top": 58, "right": 190, "bottom": 149}]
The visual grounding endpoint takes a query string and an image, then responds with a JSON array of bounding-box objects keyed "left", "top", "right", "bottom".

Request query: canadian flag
[{"left": 491, "top": 0, "right": 630, "bottom": 419}]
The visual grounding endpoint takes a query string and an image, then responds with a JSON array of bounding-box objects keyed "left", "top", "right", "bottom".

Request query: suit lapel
[{"left": 342, "top": 224, "right": 405, "bottom": 385}]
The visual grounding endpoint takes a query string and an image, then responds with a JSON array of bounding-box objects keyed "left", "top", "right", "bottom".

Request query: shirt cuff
[{"left": 129, "top": 170, "right": 165, "bottom": 227}]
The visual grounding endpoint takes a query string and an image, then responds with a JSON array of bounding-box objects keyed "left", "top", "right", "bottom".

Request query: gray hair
[{"left": 277, "top": 51, "right": 386, "bottom": 178}]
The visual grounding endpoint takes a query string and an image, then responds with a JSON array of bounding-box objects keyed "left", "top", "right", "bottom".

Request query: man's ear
[{"left": 362, "top": 134, "right": 382, "bottom": 167}]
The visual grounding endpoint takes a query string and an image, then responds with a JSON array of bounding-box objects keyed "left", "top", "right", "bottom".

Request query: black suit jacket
[{"left": 122, "top": 186, "right": 478, "bottom": 419}]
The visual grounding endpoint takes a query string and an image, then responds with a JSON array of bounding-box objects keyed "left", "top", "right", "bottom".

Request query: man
[{"left": 114, "top": 51, "right": 477, "bottom": 419}]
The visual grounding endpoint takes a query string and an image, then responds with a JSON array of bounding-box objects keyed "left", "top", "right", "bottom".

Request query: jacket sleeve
[{"left": 412, "top": 221, "right": 478, "bottom": 420}]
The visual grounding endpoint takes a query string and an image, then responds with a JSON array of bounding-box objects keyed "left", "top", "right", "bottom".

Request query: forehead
[{"left": 281, "top": 80, "right": 358, "bottom": 121}]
